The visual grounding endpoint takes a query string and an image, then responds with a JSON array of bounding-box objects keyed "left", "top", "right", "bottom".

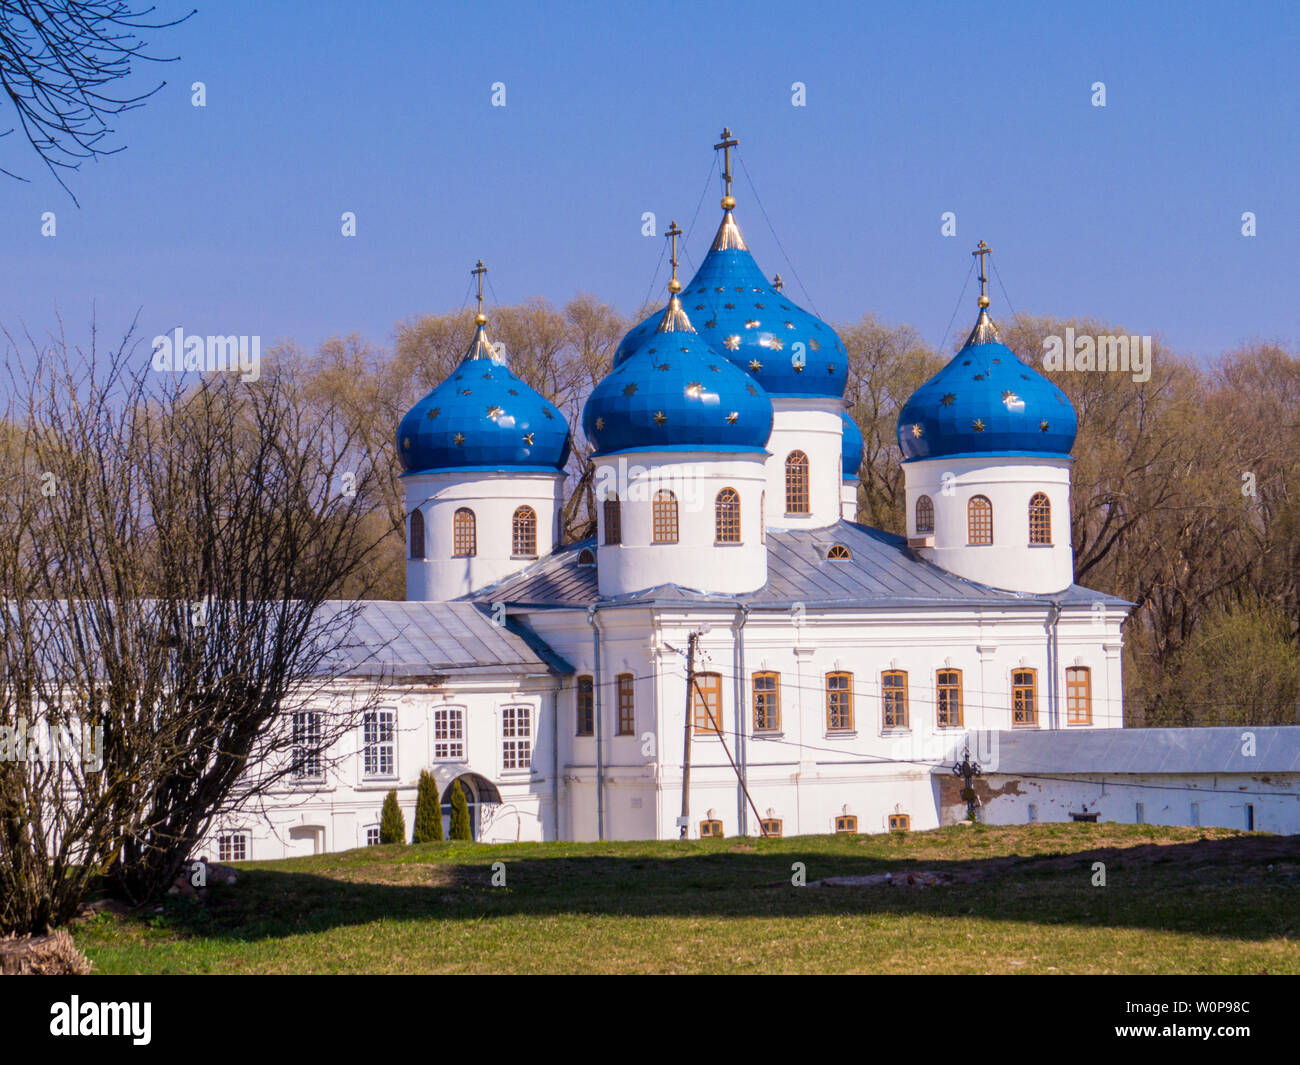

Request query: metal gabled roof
[
  {"left": 979, "top": 725, "right": 1300, "bottom": 775},
  {"left": 316, "top": 600, "right": 569, "bottom": 677},
  {"left": 471, "top": 521, "right": 1131, "bottom": 613}
]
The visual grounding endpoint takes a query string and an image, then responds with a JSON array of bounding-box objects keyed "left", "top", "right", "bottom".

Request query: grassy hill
[{"left": 74, "top": 823, "right": 1300, "bottom": 974}]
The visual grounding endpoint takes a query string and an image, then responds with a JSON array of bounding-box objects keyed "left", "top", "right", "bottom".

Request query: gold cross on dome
[
  {"left": 972, "top": 241, "right": 991, "bottom": 308},
  {"left": 714, "top": 127, "right": 739, "bottom": 205},
  {"left": 666, "top": 220, "right": 683, "bottom": 291},
  {"left": 471, "top": 260, "right": 488, "bottom": 318}
]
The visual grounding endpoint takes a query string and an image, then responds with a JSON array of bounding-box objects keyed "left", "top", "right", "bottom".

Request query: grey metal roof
[
  {"left": 317, "top": 600, "right": 569, "bottom": 677},
  {"left": 472, "top": 520, "right": 1131, "bottom": 612},
  {"left": 979, "top": 725, "right": 1300, "bottom": 775}
]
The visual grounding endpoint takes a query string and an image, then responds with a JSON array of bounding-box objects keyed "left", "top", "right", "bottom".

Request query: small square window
[
  {"left": 835, "top": 815, "right": 858, "bottom": 833},
  {"left": 699, "top": 819, "right": 724, "bottom": 838},
  {"left": 888, "top": 813, "right": 910, "bottom": 832},
  {"left": 218, "top": 832, "right": 248, "bottom": 862},
  {"left": 365, "top": 826, "right": 380, "bottom": 847},
  {"left": 760, "top": 818, "right": 782, "bottom": 837}
]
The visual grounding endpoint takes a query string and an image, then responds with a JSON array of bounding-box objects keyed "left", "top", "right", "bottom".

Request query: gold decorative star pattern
[
  {"left": 808, "top": 338, "right": 820, "bottom": 352},
  {"left": 595, "top": 417, "right": 605, "bottom": 430},
  {"left": 685, "top": 381, "right": 703, "bottom": 397},
  {"left": 744, "top": 319, "right": 760, "bottom": 329},
  {"left": 1040, "top": 420, "right": 1050, "bottom": 431},
  {"left": 453, "top": 432, "right": 466, "bottom": 445},
  {"left": 426, "top": 407, "right": 440, "bottom": 419},
  {"left": 542, "top": 408, "right": 554, "bottom": 419},
  {"left": 622, "top": 383, "right": 638, "bottom": 397},
  {"left": 486, "top": 405, "right": 504, "bottom": 418},
  {"left": 749, "top": 359, "right": 763, "bottom": 372},
  {"left": 653, "top": 410, "right": 667, "bottom": 425},
  {"left": 523, "top": 432, "right": 535, "bottom": 445},
  {"left": 459, "top": 388, "right": 472, "bottom": 396},
  {"left": 941, "top": 393, "right": 957, "bottom": 407},
  {"left": 972, "top": 419, "right": 986, "bottom": 432},
  {"left": 765, "top": 336, "right": 784, "bottom": 351},
  {"left": 723, "top": 335, "right": 741, "bottom": 351},
  {"left": 402, "top": 437, "right": 410, "bottom": 449},
  {"left": 911, "top": 424, "right": 923, "bottom": 437},
  {"left": 726, "top": 412, "right": 739, "bottom": 424}
]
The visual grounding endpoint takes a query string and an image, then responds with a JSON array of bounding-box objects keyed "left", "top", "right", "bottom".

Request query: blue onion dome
[
  {"left": 397, "top": 311, "right": 572, "bottom": 474},
  {"left": 841, "top": 410, "right": 864, "bottom": 478},
  {"left": 614, "top": 211, "right": 847, "bottom": 399},
  {"left": 583, "top": 249, "right": 773, "bottom": 457},
  {"left": 896, "top": 283, "right": 1078, "bottom": 463}
]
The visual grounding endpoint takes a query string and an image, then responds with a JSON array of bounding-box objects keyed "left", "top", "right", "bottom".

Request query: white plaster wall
[
  {"left": 404, "top": 471, "right": 564, "bottom": 601},
  {"left": 841, "top": 479, "right": 859, "bottom": 521},
  {"left": 593, "top": 451, "right": 768, "bottom": 596},
  {"left": 904, "top": 455, "right": 1074, "bottom": 594},
  {"left": 764, "top": 398, "right": 845, "bottom": 531}
]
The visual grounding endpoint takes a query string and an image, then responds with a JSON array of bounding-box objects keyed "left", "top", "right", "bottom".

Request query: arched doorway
[{"left": 441, "top": 773, "right": 502, "bottom": 841}]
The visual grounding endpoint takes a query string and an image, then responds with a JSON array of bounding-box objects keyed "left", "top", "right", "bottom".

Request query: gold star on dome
[
  {"left": 426, "top": 407, "right": 440, "bottom": 419},
  {"left": 657, "top": 363, "right": 671, "bottom": 371},
  {"left": 723, "top": 335, "right": 741, "bottom": 351},
  {"left": 749, "top": 359, "right": 763, "bottom": 372},
  {"left": 941, "top": 393, "right": 957, "bottom": 407},
  {"left": 680, "top": 346, "right": 690, "bottom": 354},
  {"left": 595, "top": 417, "right": 605, "bottom": 430},
  {"left": 827, "top": 364, "right": 836, "bottom": 374},
  {"left": 724, "top": 303, "right": 736, "bottom": 310},
  {"left": 653, "top": 410, "right": 667, "bottom": 425},
  {"left": 486, "top": 405, "right": 504, "bottom": 418},
  {"left": 726, "top": 412, "right": 739, "bottom": 424},
  {"left": 460, "top": 388, "right": 472, "bottom": 396},
  {"left": 745, "top": 319, "right": 760, "bottom": 329},
  {"left": 685, "top": 381, "right": 703, "bottom": 397},
  {"left": 1002, "top": 390, "right": 1017, "bottom": 402},
  {"left": 808, "top": 338, "right": 820, "bottom": 352},
  {"left": 523, "top": 432, "right": 535, "bottom": 445},
  {"left": 482, "top": 372, "right": 493, "bottom": 380},
  {"left": 704, "top": 319, "right": 717, "bottom": 329},
  {"left": 755, "top": 303, "right": 765, "bottom": 310},
  {"left": 745, "top": 384, "right": 758, "bottom": 395},
  {"left": 707, "top": 364, "right": 720, "bottom": 372},
  {"left": 766, "top": 336, "right": 784, "bottom": 351},
  {"left": 972, "top": 419, "right": 985, "bottom": 432},
  {"left": 784, "top": 321, "right": 794, "bottom": 329},
  {"left": 912, "top": 424, "right": 923, "bottom": 438},
  {"left": 793, "top": 363, "right": 804, "bottom": 373},
  {"left": 542, "top": 408, "right": 555, "bottom": 419},
  {"left": 402, "top": 437, "right": 410, "bottom": 449},
  {"left": 507, "top": 388, "right": 518, "bottom": 396},
  {"left": 454, "top": 432, "right": 466, "bottom": 445},
  {"left": 1040, "top": 420, "right": 1050, "bottom": 431},
  {"left": 622, "top": 383, "right": 638, "bottom": 397},
  {"left": 715, "top": 286, "right": 725, "bottom": 293}
]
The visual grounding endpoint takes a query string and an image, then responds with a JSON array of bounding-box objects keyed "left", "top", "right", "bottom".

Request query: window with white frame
[
  {"left": 365, "top": 825, "right": 380, "bottom": 847},
  {"left": 433, "top": 705, "right": 465, "bottom": 760},
  {"left": 362, "top": 709, "right": 396, "bottom": 777},
  {"left": 218, "top": 832, "right": 248, "bottom": 862},
  {"left": 502, "top": 705, "right": 532, "bottom": 770},
  {"left": 291, "top": 710, "right": 323, "bottom": 780}
]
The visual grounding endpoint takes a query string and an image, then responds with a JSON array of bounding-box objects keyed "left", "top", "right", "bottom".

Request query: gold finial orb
[
  {"left": 978, "top": 295, "right": 990, "bottom": 309},
  {"left": 668, "top": 279, "right": 682, "bottom": 294},
  {"left": 721, "top": 194, "right": 736, "bottom": 210},
  {"left": 475, "top": 312, "right": 487, "bottom": 326}
]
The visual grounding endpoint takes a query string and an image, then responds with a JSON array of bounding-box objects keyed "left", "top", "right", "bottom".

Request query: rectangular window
[
  {"left": 760, "top": 818, "right": 783, "bottom": 837},
  {"left": 1012, "top": 669, "right": 1037, "bottom": 726},
  {"left": 362, "top": 709, "right": 395, "bottom": 777},
  {"left": 691, "top": 672, "right": 723, "bottom": 735},
  {"left": 217, "top": 832, "right": 248, "bottom": 862},
  {"left": 1190, "top": 801, "right": 1200, "bottom": 827},
  {"left": 752, "top": 671, "right": 780, "bottom": 732},
  {"left": 835, "top": 815, "right": 858, "bottom": 833},
  {"left": 603, "top": 497, "right": 622, "bottom": 545},
  {"left": 826, "top": 672, "right": 853, "bottom": 732},
  {"left": 936, "top": 669, "right": 963, "bottom": 728},
  {"left": 1135, "top": 802, "right": 1145, "bottom": 824},
  {"left": 882, "top": 670, "right": 908, "bottom": 730},
  {"left": 616, "top": 673, "right": 635, "bottom": 735},
  {"left": 502, "top": 705, "right": 532, "bottom": 770},
  {"left": 887, "top": 813, "right": 910, "bottom": 831},
  {"left": 1246, "top": 803, "right": 1255, "bottom": 831},
  {"left": 291, "top": 710, "right": 323, "bottom": 780},
  {"left": 699, "top": 819, "right": 724, "bottom": 838},
  {"left": 1027, "top": 804, "right": 1038, "bottom": 823},
  {"left": 576, "top": 675, "right": 594, "bottom": 736},
  {"left": 1066, "top": 666, "right": 1092, "bottom": 725},
  {"left": 365, "top": 826, "right": 380, "bottom": 847},
  {"left": 433, "top": 706, "right": 465, "bottom": 760}
]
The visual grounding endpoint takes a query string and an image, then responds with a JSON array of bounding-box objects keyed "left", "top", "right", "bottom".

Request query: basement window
[
  {"left": 699, "top": 819, "right": 724, "bottom": 838},
  {"left": 888, "top": 813, "right": 910, "bottom": 832},
  {"left": 760, "top": 818, "right": 783, "bottom": 837},
  {"left": 835, "top": 815, "right": 858, "bottom": 833}
]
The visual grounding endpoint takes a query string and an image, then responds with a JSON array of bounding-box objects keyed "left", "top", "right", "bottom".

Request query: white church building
[{"left": 205, "top": 135, "right": 1298, "bottom": 862}]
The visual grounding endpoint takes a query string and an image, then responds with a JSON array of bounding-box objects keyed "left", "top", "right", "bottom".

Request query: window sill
[
  {"left": 825, "top": 730, "right": 857, "bottom": 739},
  {"left": 966, "top": 542, "right": 994, "bottom": 548},
  {"left": 1028, "top": 542, "right": 1054, "bottom": 548},
  {"left": 510, "top": 555, "right": 539, "bottom": 561},
  {"left": 752, "top": 730, "right": 783, "bottom": 739},
  {"left": 1011, "top": 722, "right": 1040, "bottom": 729},
  {"left": 358, "top": 779, "right": 401, "bottom": 790},
  {"left": 432, "top": 756, "right": 467, "bottom": 763},
  {"left": 451, "top": 553, "right": 476, "bottom": 559},
  {"left": 1066, "top": 720, "right": 1093, "bottom": 727},
  {"left": 784, "top": 512, "right": 811, "bottom": 519},
  {"left": 880, "top": 727, "right": 910, "bottom": 736},
  {"left": 713, "top": 541, "right": 744, "bottom": 547},
  {"left": 499, "top": 768, "right": 535, "bottom": 777},
  {"left": 935, "top": 722, "right": 964, "bottom": 730},
  {"left": 650, "top": 540, "right": 679, "bottom": 546}
]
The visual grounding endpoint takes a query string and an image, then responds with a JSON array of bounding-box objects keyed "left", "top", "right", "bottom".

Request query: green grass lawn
[{"left": 73, "top": 823, "right": 1300, "bottom": 974}]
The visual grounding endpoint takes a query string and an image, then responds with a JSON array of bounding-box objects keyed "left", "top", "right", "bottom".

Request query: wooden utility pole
[{"left": 679, "top": 630, "right": 698, "bottom": 839}]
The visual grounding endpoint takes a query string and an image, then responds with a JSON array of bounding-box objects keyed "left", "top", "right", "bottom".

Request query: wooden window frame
[
  {"left": 433, "top": 705, "right": 466, "bottom": 760},
  {"left": 715, "top": 487, "right": 741, "bottom": 543},
  {"left": 512, "top": 505, "right": 538, "bottom": 558},
  {"left": 218, "top": 832, "right": 249, "bottom": 862},
  {"left": 291, "top": 710, "right": 323, "bottom": 780},
  {"left": 501, "top": 705, "right": 532, "bottom": 770},
  {"left": 882, "top": 670, "right": 909, "bottom": 730},
  {"left": 699, "top": 819, "right": 724, "bottom": 838},
  {"left": 915, "top": 494, "right": 934, "bottom": 534},
  {"left": 785, "top": 451, "right": 810, "bottom": 515},
  {"left": 834, "top": 815, "right": 858, "bottom": 833},
  {"left": 826, "top": 544, "right": 852, "bottom": 560},
  {"left": 936, "top": 669, "right": 963, "bottom": 728},
  {"left": 616, "top": 673, "right": 635, "bottom": 735},
  {"left": 888, "top": 813, "right": 911, "bottom": 831},
  {"left": 409, "top": 508, "right": 426, "bottom": 559},
  {"left": 1028, "top": 492, "right": 1052, "bottom": 545},
  {"left": 603, "top": 494, "right": 622, "bottom": 545},
  {"left": 760, "top": 818, "right": 783, "bottom": 837},
  {"left": 826, "top": 671, "right": 854, "bottom": 732},
  {"left": 362, "top": 709, "right": 396, "bottom": 778},
  {"left": 752, "top": 671, "right": 780, "bottom": 732},
  {"left": 575, "top": 675, "right": 594, "bottom": 736},
  {"left": 452, "top": 507, "right": 476, "bottom": 557},
  {"left": 1012, "top": 668, "right": 1038, "bottom": 726},
  {"left": 1065, "top": 666, "right": 1092, "bottom": 725},
  {"left": 968, "top": 495, "right": 993, "bottom": 545},
  {"left": 691, "top": 671, "right": 723, "bottom": 735},
  {"left": 652, "top": 489, "right": 679, "bottom": 544}
]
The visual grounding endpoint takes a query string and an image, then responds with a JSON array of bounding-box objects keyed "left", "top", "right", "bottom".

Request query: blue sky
[{"left": 1, "top": 0, "right": 1297, "bottom": 361}]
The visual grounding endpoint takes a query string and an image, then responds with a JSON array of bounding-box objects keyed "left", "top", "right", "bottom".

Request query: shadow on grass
[{"left": 147, "top": 832, "right": 1300, "bottom": 945}]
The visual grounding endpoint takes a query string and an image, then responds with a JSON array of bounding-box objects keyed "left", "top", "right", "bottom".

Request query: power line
[{"left": 736, "top": 153, "right": 823, "bottom": 319}]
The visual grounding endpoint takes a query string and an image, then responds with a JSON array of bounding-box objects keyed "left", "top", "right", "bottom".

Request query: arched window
[
  {"left": 826, "top": 544, "right": 852, "bottom": 560},
  {"left": 785, "top": 451, "right": 810, "bottom": 514},
  {"left": 715, "top": 487, "right": 741, "bottom": 543},
  {"left": 652, "top": 489, "right": 678, "bottom": 543},
  {"left": 577, "top": 547, "right": 596, "bottom": 566},
  {"left": 512, "top": 505, "right": 537, "bottom": 557},
  {"left": 452, "top": 507, "right": 476, "bottom": 557},
  {"left": 409, "top": 509, "right": 425, "bottom": 559},
  {"left": 967, "top": 495, "right": 993, "bottom": 545},
  {"left": 1028, "top": 492, "right": 1051, "bottom": 545},
  {"left": 915, "top": 494, "right": 934, "bottom": 534},
  {"left": 603, "top": 493, "right": 622, "bottom": 545}
]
